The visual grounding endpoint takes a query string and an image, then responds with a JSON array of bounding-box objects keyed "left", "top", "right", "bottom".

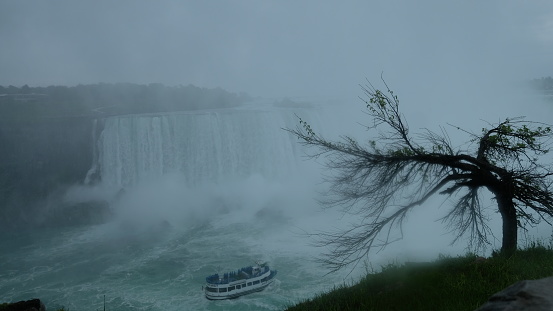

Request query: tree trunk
[{"left": 497, "top": 191, "right": 517, "bottom": 254}]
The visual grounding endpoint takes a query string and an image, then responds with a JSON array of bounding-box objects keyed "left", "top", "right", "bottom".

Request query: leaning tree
[{"left": 288, "top": 81, "right": 553, "bottom": 272}]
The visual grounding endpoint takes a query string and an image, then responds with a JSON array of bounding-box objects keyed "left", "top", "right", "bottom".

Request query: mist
[
  {"left": 2, "top": 1, "right": 552, "bottom": 138},
  {"left": 1, "top": 1, "right": 551, "bottom": 98},
  {"left": 1, "top": 1, "right": 553, "bottom": 310}
]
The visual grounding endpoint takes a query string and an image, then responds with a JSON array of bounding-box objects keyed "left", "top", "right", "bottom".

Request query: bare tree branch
[{"left": 286, "top": 80, "right": 553, "bottom": 273}]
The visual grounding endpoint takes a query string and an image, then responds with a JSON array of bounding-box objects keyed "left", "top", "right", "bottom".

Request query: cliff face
[
  {"left": 0, "top": 115, "right": 96, "bottom": 227},
  {"left": 0, "top": 83, "right": 254, "bottom": 229}
]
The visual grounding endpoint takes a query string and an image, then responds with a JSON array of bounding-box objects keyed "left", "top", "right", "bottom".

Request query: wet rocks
[
  {"left": 475, "top": 276, "right": 553, "bottom": 311},
  {"left": 0, "top": 299, "right": 45, "bottom": 311}
]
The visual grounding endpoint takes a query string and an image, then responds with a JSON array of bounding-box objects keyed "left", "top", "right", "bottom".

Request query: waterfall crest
[{"left": 95, "top": 107, "right": 322, "bottom": 188}]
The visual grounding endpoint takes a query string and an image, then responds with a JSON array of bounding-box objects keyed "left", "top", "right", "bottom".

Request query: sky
[{"left": 1, "top": 0, "right": 552, "bottom": 102}]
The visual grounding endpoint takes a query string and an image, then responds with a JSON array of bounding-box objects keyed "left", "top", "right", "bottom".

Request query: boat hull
[{"left": 204, "top": 269, "right": 277, "bottom": 300}]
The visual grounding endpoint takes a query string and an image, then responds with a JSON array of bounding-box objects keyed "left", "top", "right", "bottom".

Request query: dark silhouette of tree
[{"left": 288, "top": 80, "right": 553, "bottom": 273}]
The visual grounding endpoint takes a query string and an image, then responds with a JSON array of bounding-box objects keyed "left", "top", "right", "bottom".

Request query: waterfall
[
  {"left": 84, "top": 118, "right": 101, "bottom": 185},
  {"left": 95, "top": 106, "right": 323, "bottom": 188}
]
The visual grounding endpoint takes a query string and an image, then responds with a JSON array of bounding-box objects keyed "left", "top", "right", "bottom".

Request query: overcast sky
[{"left": 1, "top": 1, "right": 552, "bottom": 102}]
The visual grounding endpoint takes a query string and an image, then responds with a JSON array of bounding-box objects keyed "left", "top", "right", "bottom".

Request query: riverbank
[{"left": 285, "top": 243, "right": 553, "bottom": 311}]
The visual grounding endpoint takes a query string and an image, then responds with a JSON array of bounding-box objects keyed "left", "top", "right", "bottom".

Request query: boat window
[
  {"left": 206, "top": 287, "right": 217, "bottom": 292},
  {"left": 261, "top": 277, "right": 267, "bottom": 282},
  {"left": 219, "top": 288, "right": 227, "bottom": 293},
  {"left": 228, "top": 286, "right": 235, "bottom": 291},
  {"left": 236, "top": 285, "right": 241, "bottom": 289},
  {"left": 253, "top": 280, "right": 260, "bottom": 285},
  {"left": 247, "top": 282, "right": 252, "bottom": 286}
]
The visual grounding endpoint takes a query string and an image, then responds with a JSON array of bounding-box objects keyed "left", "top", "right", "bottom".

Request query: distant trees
[
  {"left": 530, "top": 76, "right": 553, "bottom": 91},
  {"left": 0, "top": 83, "right": 253, "bottom": 227},
  {"left": 289, "top": 81, "right": 553, "bottom": 273},
  {"left": 0, "top": 83, "right": 253, "bottom": 118}
]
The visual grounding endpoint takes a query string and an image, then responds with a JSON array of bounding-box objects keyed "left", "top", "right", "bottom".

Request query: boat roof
[{"left": 205, "top": 264, "right": 270, "bottom": 284}]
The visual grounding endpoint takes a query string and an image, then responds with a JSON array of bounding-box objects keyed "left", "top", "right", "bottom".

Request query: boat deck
[{"left": 206, "top": 265, "right": 269, "bottom": 284}]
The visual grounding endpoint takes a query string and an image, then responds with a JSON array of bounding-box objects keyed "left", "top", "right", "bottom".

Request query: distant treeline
[
  {"left": 0, "top": 83, "right": 253, "bottom": 119},
  {"left": 0, "top": 83, "right": 252, "bottom": 227},
  {"left": 529, "top": 76, "right": 553, "bottom": 93}
]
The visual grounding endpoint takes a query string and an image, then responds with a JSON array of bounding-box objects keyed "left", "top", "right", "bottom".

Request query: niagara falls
[{"left": 2, "top": 1, "right": 553, "bottom": 310}]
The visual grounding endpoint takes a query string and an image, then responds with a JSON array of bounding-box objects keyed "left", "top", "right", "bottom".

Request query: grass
[{"left": 285, "top": 243, "right": 553, "bottom": 311}]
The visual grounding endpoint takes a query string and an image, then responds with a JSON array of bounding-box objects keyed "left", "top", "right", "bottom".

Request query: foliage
[
  {"left": 285, "top": 244, "right": 553, "bottom": 311},
  {"left": 288, "top": 79, "right": 553, "bottom": 273}
]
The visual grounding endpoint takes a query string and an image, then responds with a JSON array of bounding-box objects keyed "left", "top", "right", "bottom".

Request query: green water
[{"left": 0, "top": 181, "right": 355, "bottom": 311}]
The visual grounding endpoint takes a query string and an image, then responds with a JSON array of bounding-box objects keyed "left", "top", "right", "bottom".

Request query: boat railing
[{"left": 205, "top": 265, "right": 270, "bottom": 284}]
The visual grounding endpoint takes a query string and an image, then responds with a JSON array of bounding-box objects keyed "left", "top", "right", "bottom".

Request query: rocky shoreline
[{"left": 0, "top": 299, "right": 45, "bottom": 311}]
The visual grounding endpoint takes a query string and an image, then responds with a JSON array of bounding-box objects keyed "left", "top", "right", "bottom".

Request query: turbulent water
[
  {"left": 1, "top": 177, "right": 355, "bottom": 310},
  {"left": 0, "top": 102, "right": 366, "bottom": 310},
  {"left": 6, "top": 101, "right": 548, "bottom": 310},
  {"left": 95, "top": 106, "right": 312, "bottom": 187}
]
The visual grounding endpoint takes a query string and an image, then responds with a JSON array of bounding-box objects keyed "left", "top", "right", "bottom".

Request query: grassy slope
[
  {"left": 1, "top": 246, "right": 551, "bottom": 311},
  {"left": 285, "top": 244, "right": 553, "bottom": 311}
]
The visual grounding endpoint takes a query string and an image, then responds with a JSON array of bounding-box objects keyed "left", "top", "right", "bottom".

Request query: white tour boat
[{"left": 204, "top": 262, "right": 277, "bottom": 300}]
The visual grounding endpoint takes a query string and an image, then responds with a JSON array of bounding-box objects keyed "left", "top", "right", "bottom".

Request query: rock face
[
  {"left": 1, "top": 299, "right": 45, "bottom": 311},
  {"left": 475, "top": 276, "right": 553, "bottom": 311}
]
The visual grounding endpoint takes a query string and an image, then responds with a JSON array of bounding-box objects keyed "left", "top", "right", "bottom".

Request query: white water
[
  {"left": 3, "top": 100, "right": 550, "bottom": 310},
  {"left": 1, "top": 102, "right": 371, "bottom": 310},
  {"left": 1, "top": 175, "right": 359, "bottom": 310},
  {"left": 96, "top": 106, "right": 320, "bottom": 188}
]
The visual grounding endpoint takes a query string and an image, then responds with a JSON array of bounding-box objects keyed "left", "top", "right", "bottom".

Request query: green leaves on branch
[
  {"left": 289, "top": 79, "right": 553, "bottom": 273},
  {"left": 366, "top": 88, "right": 399, "bottom": 123},
  {"left": 299, "top": 117, "right": 316, "bottom": 139},
  {"left": 480, "top": 118, "right": 552, "bottom": 165}
]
